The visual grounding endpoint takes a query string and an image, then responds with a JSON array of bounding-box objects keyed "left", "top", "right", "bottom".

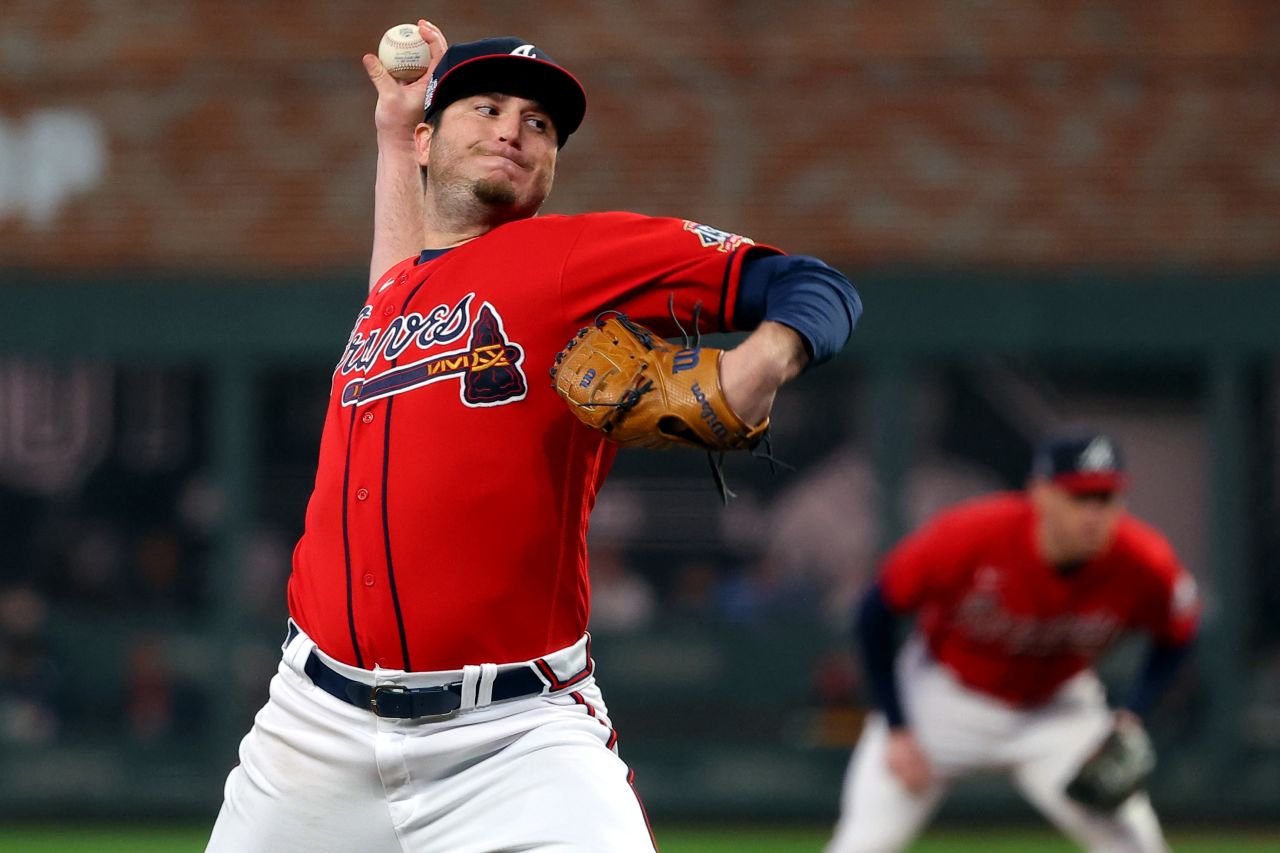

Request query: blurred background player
[{"left": 827, "top": 431, "right": 1200, "bottom": 853}]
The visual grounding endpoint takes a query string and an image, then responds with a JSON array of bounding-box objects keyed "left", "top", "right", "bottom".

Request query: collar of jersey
[{"left": 415, "top": 247, "right": 454, "bottom": 265}]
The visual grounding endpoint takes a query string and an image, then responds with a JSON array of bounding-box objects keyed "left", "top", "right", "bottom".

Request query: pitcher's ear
[{"left": 414, "top": 122, "right": 434, "bottom": 167}]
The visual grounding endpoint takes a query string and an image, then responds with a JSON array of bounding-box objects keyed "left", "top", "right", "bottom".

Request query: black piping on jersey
[
  {"left": 340, "top": 405, "right": 365, "bottom": 668},
  {"left": 380, "top": 393, "right": 413, "bottom": 671},
  {"left": 355, "top": 271, "right": 434, "bottom": 667}
]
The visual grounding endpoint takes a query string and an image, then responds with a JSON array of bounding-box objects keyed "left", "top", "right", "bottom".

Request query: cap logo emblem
[
  {"left": 424, "top": 77, "right": 437, "bottom": 110},
  {"left": 1077, "top": 437, "right": 1116, "bottom": 472},
  {"left": 510, "top": 44, "right": 538, "bottom": 57}
]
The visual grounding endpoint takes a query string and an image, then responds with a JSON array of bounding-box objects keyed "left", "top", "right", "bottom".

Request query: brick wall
[{"left": 1, "top": 0, "right": 1277, "bottom": 272}]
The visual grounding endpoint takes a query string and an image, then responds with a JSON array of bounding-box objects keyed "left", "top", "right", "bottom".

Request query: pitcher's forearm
[
  {"left": 719, "top": 321, "right": 808, "bottom": 425},
  {"left": 363, "top": 21, "right": 446, "bottom": 291},
  {"left": 370, "top": 133, "right": 425, "bottom": 290}
]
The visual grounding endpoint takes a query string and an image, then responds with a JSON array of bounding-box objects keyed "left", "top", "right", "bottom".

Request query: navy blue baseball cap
[
  {"left": 423, "top": 37, "right": 587, "bottom": 147},
  {"left": 1031, "top": 431, "right": 1126, "bottom": 494}
]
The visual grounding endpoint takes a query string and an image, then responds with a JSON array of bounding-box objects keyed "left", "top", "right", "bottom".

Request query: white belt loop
[
  {"left": 459, "top": 665, "right": 482, "bottom": 711},
  {"left": 476, "top": 663, "right": 499, "bottom": 707},
  {"left": 281, "top": 619, "right": 299, "bottom": 653},
  {"left": 284, "top": 630, "right": 314, "bottom": 676}
]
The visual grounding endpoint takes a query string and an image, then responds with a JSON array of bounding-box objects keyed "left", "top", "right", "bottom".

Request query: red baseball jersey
[
  {"left": 880, "top": 493, "right": 1200, "bottom": 706},
  {"left": 288, "top": 212, "right": 775, "bottom": 671}
]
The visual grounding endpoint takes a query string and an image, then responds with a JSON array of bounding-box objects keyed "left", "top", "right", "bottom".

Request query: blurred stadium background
[{"left": 2, "top": 0, "right": 1279, "bottom": 850}]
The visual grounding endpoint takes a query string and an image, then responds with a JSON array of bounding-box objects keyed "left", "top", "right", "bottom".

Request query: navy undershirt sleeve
[
  {"left": 1125, "top": 638, "right": 1194, "bottom": 719},
  {"left": 733, "top": 252, "right": 861, "bottom": 366},
  {"left": 856, "top": 582, "right": 907, "bottom": 728}
]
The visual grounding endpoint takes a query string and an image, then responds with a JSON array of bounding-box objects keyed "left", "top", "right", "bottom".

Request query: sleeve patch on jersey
[{"left": 683, "top": 220, "right": 755, "bottom": 254}]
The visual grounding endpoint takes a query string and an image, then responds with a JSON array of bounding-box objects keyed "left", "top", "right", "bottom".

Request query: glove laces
[{"left": 667, "top": 294, "right": 792, "bottom": 505}]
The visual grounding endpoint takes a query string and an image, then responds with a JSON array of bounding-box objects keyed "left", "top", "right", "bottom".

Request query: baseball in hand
[{"left": 378, "top": 24, "right": 432, "bottom": 82}]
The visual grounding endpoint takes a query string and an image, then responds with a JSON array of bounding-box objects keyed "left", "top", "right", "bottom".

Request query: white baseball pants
[
  {"left": 207, "top": 625, "right": 656, "bottom": 852},
  {"left": 827, "top": 637, "right": 1169, "bottom": 853}
]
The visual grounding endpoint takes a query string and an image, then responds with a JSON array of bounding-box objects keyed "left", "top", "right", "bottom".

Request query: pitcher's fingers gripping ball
[
  {"left": 551, "top": 313, "right": 767, "bottom": 451},
  {"left": 378, "top": 24, "right": 432, "bottom": 81}
]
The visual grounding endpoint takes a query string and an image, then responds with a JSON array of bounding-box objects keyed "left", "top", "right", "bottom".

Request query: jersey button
[
  {"left": 382, "top": 305, "right": 395, "bottom": 316},
  {"left": 363, "top": 573, "right": 375, "bottom": 587},
  {"left": 356, "top": 488, "right": 369, "bottom": 501},
  {"left": 362, "top": 411, "right": 375, "bottom": 424}
]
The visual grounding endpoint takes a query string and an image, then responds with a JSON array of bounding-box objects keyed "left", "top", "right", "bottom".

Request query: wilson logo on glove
[{"left": 671, "top": 349, "right": 699, "bottom": 373}]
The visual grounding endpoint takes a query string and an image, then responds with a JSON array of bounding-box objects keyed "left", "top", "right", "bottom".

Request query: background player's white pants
[
  {"left": 827, "top": 637, "right": 1168, "bottom": 853},
  {"left": 207, "top": 626, "right": 655, "bottom": 853}
]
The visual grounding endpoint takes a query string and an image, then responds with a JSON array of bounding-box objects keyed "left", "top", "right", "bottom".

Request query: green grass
[
  {"left": 661, "top": 827, "right": 1280, "bottom": 852},
  {"left": 0, "top": 826, "right": 204, "bottom": 853},
  {"left": 1, "top": 825, "right": 1278, "bottom": 851}
]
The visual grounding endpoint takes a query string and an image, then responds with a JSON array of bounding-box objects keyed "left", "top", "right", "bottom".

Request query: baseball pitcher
[{"left": 206, "top": 20, "right": 861, "bottom": 853}]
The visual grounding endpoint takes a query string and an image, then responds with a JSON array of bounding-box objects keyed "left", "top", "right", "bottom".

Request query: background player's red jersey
[
  {"left": 879, "top": 493, "right": 1200, "bottom": 706},
  {"left": 288, "top": 212, "right": 776, "bottom": 671}
]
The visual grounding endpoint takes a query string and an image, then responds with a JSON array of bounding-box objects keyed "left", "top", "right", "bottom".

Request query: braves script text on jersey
[
  {"left": 879, "top": 492, "right": 1199, "bottom": 705},
  {"left": 290, "top": 212, "right": 773, "bottom": 672}
]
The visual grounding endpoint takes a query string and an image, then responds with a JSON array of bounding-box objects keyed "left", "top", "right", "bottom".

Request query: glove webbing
[{"left": 558, "top": 313, "right": 657, "bottom": 421}]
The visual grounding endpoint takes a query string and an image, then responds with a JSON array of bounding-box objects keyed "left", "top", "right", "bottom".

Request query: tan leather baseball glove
[{"left": 550, "top": 313, "right": 768, "bottom": 452}]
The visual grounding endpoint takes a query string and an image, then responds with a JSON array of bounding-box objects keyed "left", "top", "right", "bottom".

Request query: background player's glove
[
  {"left": 551, "top": 313, "right": 768, "bottom": 451},
  {"left": 1064, "top": 712, "right": 1156, "bottom": 812}
]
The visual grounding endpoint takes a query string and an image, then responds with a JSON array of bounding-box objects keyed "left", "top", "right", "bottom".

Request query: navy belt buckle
[{"left": 369, "top": 684, "right": 407, "bottom": 717}]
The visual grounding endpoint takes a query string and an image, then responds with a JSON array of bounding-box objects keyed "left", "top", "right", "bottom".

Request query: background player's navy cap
[
  {"left": 1031, "top": 431, "right": 1126, "bottom": 494},
  {"left": 423, "top": 37, "right": 587, "bottom": 148}
]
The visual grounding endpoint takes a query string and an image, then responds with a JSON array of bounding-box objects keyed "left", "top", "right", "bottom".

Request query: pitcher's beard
[{"left": 471, "top": 178, "right": 518, "bottom": 207}]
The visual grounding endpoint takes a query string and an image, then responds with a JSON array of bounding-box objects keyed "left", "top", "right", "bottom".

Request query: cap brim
[
  {"left": 428, "top": 55, "right": 587, "bottom": 141},
  {"left": 1054, "top": 471, "right": 1125, "bottom": 495}
]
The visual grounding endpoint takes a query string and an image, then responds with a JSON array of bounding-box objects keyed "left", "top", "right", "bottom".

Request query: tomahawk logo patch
[
  {"left": 682, "top": 220, "right": 755, "bottom": 253},
  {"left": 338, "top": 296, "right": 527, "bottom": 408}
]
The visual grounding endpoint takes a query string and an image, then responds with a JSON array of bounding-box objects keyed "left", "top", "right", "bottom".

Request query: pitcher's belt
[
  {"left": 302, "top": 653, "right": 547, "bottom": 718},
  {"left": 285, "top": 622, "right": 550, "bottom": 719}
]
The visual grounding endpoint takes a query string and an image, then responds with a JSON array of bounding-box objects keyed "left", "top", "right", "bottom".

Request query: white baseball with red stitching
[{"left": 377, "top": 24, "right": 431, "bottom": 82}]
